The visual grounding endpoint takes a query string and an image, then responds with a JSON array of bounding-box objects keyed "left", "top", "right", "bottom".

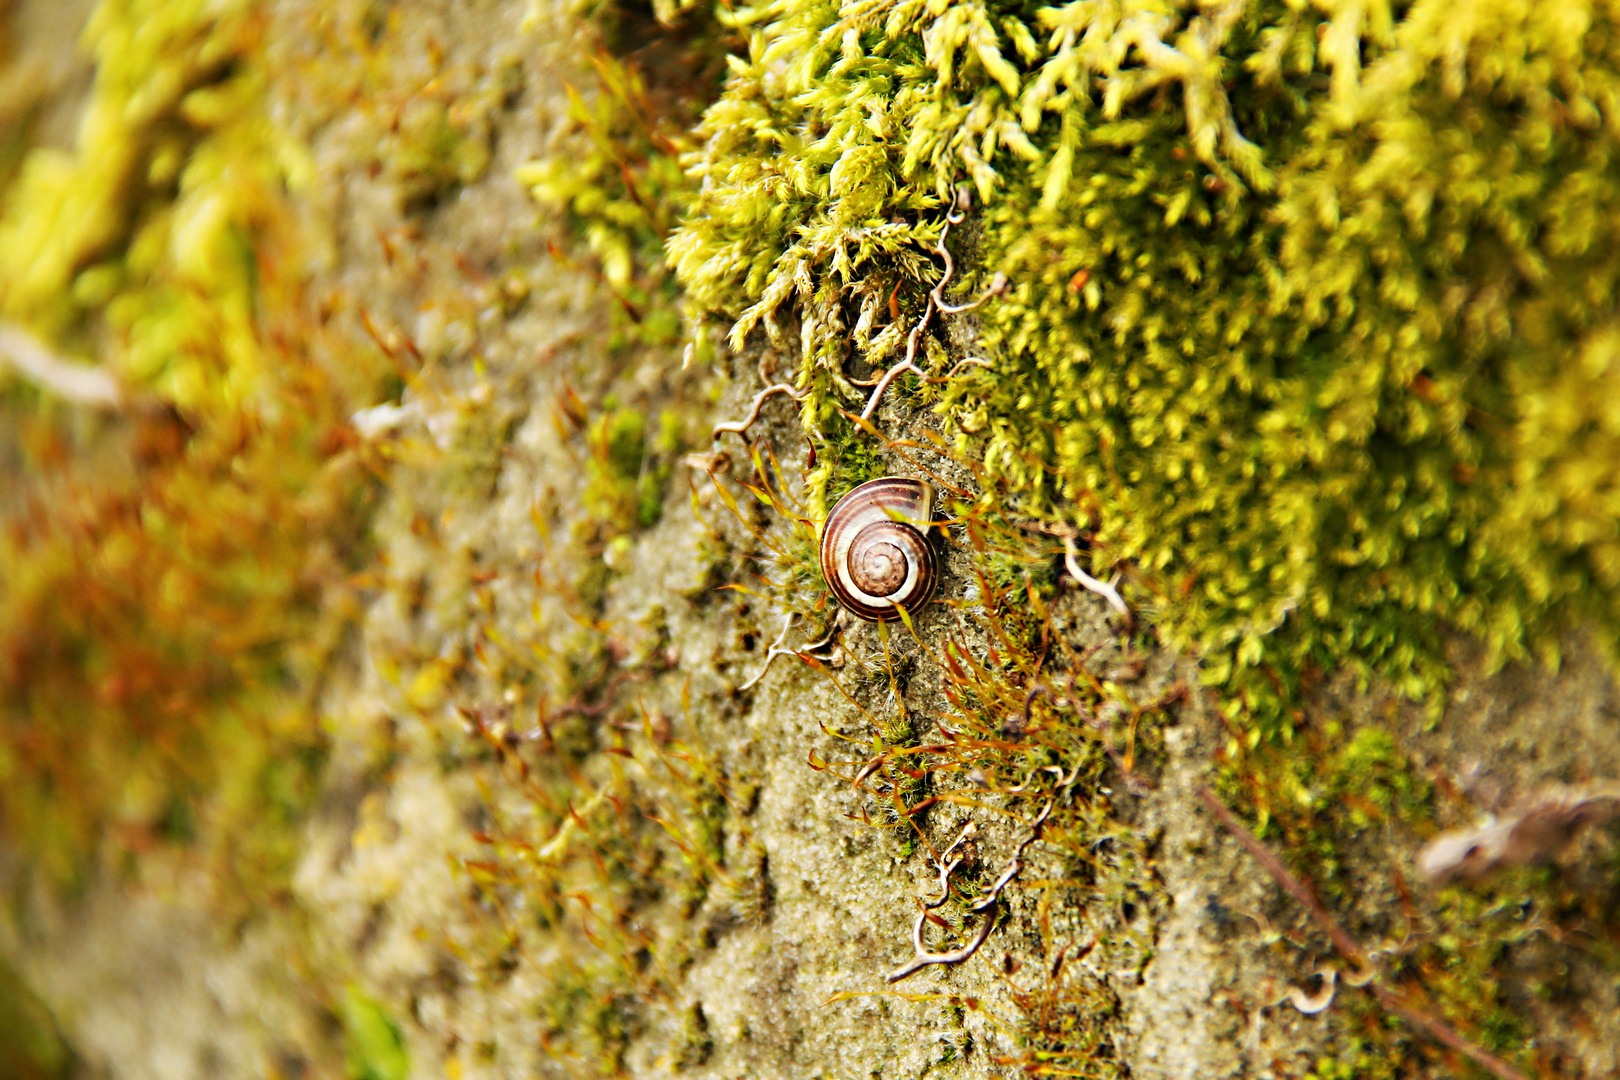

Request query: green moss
[
  {"left": 0, "top": 958, "right": 71, "bottom": 1080},
  {"left": 784, "top": 501, "right": 1154, "bottom": 1068},
  {"left": 458, "top": 645, "right": 765, "bottom": 1073},
  {"left": 813, "top": 421, "right": 887, "bottom": 518},
  {"left": 584, "top": 405, "right": 679, "bottom": 534},
  {"left": 4, "top": 0, "right": 1612, "bottom": 1074},
  {"left": 387, "top": 96, "right": 493, "bottom": 210},
  {"left": 1217, "top": 706, "right": 1619, "bottom": 1077},
  {"left": 0, "top": 0, "right": 380, "bottom": 896},
  {"left": 672, "top": 1001, "right": 713, "bottom": 1070},
  {"left": 515, "top": 6, "right": 726, "bottom": 350},
  {"left": 338, "top": 985, "right": 410, "bottom": 1080},
  {"left": 1327, "top": 726, "right": 1425, "bottom": 827},
  {"left": 488, "top": 0, "right": 1620, "bottom": 1069},
  {"left": 665, "top": 0, "right": 1620, "bottom": 737}
]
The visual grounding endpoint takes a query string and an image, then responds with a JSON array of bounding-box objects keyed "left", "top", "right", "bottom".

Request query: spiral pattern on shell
[{"left": 819, "top": 477, "right": 939, "bottom": 621}]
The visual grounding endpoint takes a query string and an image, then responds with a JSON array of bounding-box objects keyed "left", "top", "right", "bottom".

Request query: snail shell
[{"left": 819, "top": 477, "right": 940, "bottom": 621}]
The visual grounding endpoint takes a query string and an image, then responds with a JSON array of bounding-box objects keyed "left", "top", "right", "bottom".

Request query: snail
[{"left": 819, "top": 477, "right": 940, "bottom": 621}]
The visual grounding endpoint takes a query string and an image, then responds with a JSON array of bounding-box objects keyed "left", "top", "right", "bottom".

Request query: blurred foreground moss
[
  {"left": 0, "top": 957, "right": 70, "bottom": 1080},
  {"left": 338, "top": 985, "right": 410, "bottom": 1080},
  {"left": 0, "top": 0, "right": 382, "bottom": 893}
]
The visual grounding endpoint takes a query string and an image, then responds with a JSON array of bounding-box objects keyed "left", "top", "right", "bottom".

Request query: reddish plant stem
[{"left": 1195, "top": 785, "right": 1533, "bottom": 1080}]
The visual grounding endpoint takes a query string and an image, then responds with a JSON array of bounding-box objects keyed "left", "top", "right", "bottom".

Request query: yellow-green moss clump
[{"left": 666, "top": 0, "right": 1620, "bottom": 733}]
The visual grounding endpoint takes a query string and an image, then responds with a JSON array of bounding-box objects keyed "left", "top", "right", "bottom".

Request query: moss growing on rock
[
  {"left": 668, "top": 0, "right": 1620, "bottom": 734},
  {"left": 5, "top": 0, "right": 1620, "bottom": 1076}
]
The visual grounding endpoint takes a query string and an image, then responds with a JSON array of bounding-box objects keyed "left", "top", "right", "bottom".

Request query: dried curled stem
[
  {"left": 797, "top": 613, "right": 844, "bottom": 658},
  {"left": 1417, "top": 781, "right": 1620, "bottom": 883},
  {"left": 1286, "top": 968, "right": 1338, "bottom": 1015},
  {"left": 886, "top": 799, "right": 1053, "bottom": 983},
  {"left": 737, "top": 613, "right": 799, "bottom": 692},
  {"left": 735, "top": 611, "right": 842, "bottom": 692},
  {"left": 1019, "top": 520, "right": 1131, "bottom": 624},
  {"left": 859, "top": 193, "right": 1008, "bottom": 423},
  {"left": 712, "top": 382, "right": 809, "bottom": 442},
  {"left": 925, "top": 356, "right": 993, "bottom": 384},
  {"left": 858, "top": 357, "right": 923, "bottom": 424},
  {"left": 1061, "top": 535, "right": 1130, "bottom": 624},
  {"left": 0, "top": 321, "right": 125, "bottom": 410}
]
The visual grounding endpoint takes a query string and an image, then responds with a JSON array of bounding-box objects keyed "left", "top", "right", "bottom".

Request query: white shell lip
[{"left": 820, "top": 476, "right": 938, "bottom": 621}]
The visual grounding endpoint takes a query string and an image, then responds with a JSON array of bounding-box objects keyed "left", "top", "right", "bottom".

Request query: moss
[
  {"left": 671, "top": 1001, "right": 713, "bottom": 1070},
  {"left": 387, "top": 96, "right": 492, "bottom": 211},
  {"left": 1216, "top": 700, "right": 1620, "bottom": 1076},
  {"left": 338, "top": 985, "right": 410, "bottom": 1080},
  {"left": 1327, "top": 726, "right": 1425, "bottom": 827},
  {"left": 666, "top": 0, "right": 1620, "bottom": 737},
  {"left": 515, "top": 2, "right": 728, "bottom": 350},
  {"left": 0, "top": 957, "right": 71, "bottom": 1080},
  {"left": 782, "top": 494, "right": 1163, "bottom": 1067},
  {"left": 0, "top": 0, "right": 381, "bottom": 897},
  {"left": 0, "top": 9, "right": 40, "bottom": 200},
  {"left": 584, "top": 404, "right": 680, "bottom": 534},
  {"left": 457, "top": 607, "right": 767, "bottom": 1074},
  {"left": 5, "top": 0, "right": 1616, "bottom": 1074}
]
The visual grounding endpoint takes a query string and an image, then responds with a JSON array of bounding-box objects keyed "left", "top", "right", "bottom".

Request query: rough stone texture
[
  {"left": 0, "top": 871, "right": 330, "bottom": 1080},
  {"left": 3, "top": 1, "right": 1619, "bottom": 1078}
]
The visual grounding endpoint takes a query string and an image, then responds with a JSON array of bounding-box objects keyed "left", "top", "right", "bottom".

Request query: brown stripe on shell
[{"left": 819, "top": 477, "right": 939, "bottom": 621}]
